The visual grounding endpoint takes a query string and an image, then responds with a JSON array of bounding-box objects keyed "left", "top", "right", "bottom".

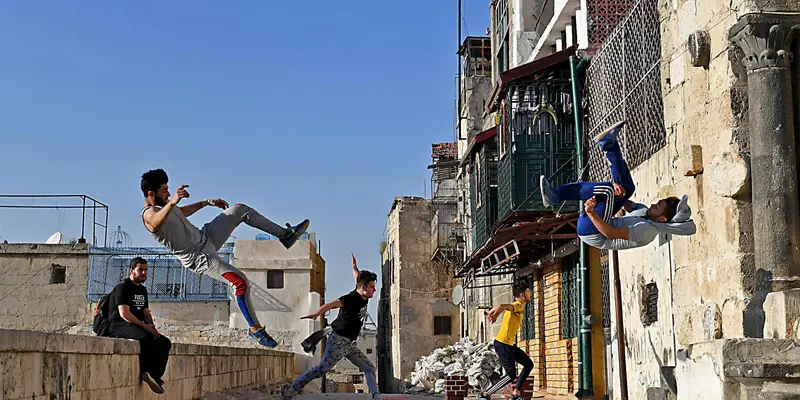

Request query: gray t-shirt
[
  {"left": 579, "top": 202, "right": 696, "bottom": 250},
  {"left": 142, "top": 205, "right": 209, "bottom": 270}
]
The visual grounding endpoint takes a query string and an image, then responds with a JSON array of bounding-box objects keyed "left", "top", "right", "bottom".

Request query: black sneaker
[
  {"left": 280, "top": 219, "right": 310, "bottom": 249},
  {"left": 300, "top": 339, "right": 316, "bottom": 354},
  {"left": 142, "top": 372, "right": 164, "bottom": 394}
]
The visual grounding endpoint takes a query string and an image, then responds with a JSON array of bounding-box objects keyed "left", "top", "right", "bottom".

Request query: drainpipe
[
  {"left": 569, "top": 54, "right": 593, "bottom": 398},
  {"left": 730, "top": 16, "right": 800, "bottom": 336}
]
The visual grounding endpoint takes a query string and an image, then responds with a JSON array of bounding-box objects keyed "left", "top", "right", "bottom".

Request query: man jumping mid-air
[
  {"left": 140, "top": 168, "right": 310, "bottom": 347},
  {"left": 539, "top": 121, "right": 696, "bottom": 251},
  {"left": 285, "top": 254, "right": 380, "bottom": 400}
]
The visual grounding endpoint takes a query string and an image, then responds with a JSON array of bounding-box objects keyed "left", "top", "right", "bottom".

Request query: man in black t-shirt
[
  {"left": 108, "top": 257, "right": 172, "bottom": 395},
  {"left": 285, "top": 254, "right": 380, "bottom": 400}
]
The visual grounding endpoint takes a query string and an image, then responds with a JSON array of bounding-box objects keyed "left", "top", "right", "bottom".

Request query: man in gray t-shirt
[
  {"left": 139, "top": 168, "right": 310, "bottom": 348},
  {"left": 540, "top": 120, "right": 696, "bottom": 251}
]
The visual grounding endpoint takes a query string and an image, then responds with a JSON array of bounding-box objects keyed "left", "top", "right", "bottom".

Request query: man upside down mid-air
[{"left": 539, "top": 120, "right": 696, "bottom": 251}]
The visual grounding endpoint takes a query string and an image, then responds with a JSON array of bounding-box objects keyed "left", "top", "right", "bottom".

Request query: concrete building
[{"left": 378, "top": 196, "right": 461, "bottom": 393}]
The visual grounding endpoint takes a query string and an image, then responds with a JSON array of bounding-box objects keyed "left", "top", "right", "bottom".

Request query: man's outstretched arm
[
  {"left": 179, "top": 201, "right": 207, "bottom": 217},
  {"left": 351, "top": 253, "right": 359, "bottom": 283},
  {"left": 301, "top": 299, "right": 344, "bottom": 320},
  {"left": 585, "top": 196, "right": 630, "bottom": 240},
  {"left": 180, "top": 198, "right": 229, "bottom": 217}
]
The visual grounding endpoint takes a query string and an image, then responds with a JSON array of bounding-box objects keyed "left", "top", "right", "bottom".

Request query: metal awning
[
  {"left": 456, "top": 212, "right": 579, "bottom": 276},
  {"left": 457, "top": 126, "right": 498, "bottom": 169}
]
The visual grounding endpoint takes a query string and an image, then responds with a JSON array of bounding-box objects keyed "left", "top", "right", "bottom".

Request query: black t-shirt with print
[
  {"left": 331, "top": 290, "right": 369, "bottom": 340},
  {"left": 108, "top": 278, "right": 149, "bottom": 325}
]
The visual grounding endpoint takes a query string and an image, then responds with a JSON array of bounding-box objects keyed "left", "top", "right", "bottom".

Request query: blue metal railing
[{"left": 87, "top": 245, "right": 233, "bottom": 302}]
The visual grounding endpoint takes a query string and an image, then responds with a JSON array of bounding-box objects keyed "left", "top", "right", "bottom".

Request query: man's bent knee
[
  {"left": 222, "top": 272, "right": 248, "bottom": 296},
  {"left": 226, "top": 203, "right": 252, "bottom": 219}
]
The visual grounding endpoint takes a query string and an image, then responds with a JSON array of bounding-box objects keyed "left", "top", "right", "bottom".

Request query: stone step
[
  {"left": 725, "top": 363, "right": 800, "bottom": 379},
  {"left": 757, "top": 382, "right": 800, "bottom": 400}
]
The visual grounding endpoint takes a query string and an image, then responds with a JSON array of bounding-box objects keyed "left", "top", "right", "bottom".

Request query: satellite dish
[
  {"left": 45, "top": 232, "right": 62, "bottom": 244},
  {"left": 451, "top": 284, "right": 464, "bottom": 305}
]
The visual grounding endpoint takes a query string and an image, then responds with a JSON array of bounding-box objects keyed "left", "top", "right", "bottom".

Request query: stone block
[
  {"left": 676, "top": 303, "right": 723, "bottom": 346},
  {"left": 682, "top": 144, "right": 704, "bottom": 176},
  {"left": 670, "top": 54, "right": 686, "bottom": 87},
  {"left": 663, "top": 87, "right": 685, "bottom": 128},
  {"left": 708, "top": 151, "right": 750, "bottom": 198},
  {"left": 764, "top": 289, "right": 800, "bottom": 339},
  {"left": 677, "top": 0, "right": 700, "bottom": 46},
  {"left": 723, "top": 299, "right": 748, "bottom": 338}
]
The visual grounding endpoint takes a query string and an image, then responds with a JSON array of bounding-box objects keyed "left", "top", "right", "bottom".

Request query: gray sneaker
[
  {"left": 283, "top": 386, "right": 298, "bottom": 400},
  {"left": 540, "top": 175, "right": 558, "bottom": 208}
]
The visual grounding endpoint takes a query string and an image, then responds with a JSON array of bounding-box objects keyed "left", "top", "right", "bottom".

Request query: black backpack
[{"left": 92, "top": 292, "right": 112, "bottom": 337}]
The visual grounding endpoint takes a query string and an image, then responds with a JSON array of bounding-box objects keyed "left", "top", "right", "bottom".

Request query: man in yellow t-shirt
[{"left": 479, "top": 280, "right": 534, "bottom": 400}]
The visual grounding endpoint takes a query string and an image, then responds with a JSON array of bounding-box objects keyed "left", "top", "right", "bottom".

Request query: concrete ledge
[
  {"left": 1, "top": 329, "right": 295, "bottom": 400},
  {"left": 0, "top": 243, "right": 89, "bottom": 254},
  {"left": 725, "top": 363, "right": 800, "bottom": 378}
]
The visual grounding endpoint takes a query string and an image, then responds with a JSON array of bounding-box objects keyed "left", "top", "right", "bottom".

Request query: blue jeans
[
  {"left": 291, "top": 331, "right": 379, "bottom": 398},
  {"left": 552, "top": 141, "right": 635, "bottom": 235}
]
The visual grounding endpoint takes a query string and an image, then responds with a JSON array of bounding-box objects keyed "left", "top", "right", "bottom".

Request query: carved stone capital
[{"left": 731, "top": 23, "right": 798, "bottom": 70}]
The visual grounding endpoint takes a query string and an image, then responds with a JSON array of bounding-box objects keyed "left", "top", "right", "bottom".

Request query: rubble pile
[{"left": 405, "top": 338, "right": 501, "bottom": 395}]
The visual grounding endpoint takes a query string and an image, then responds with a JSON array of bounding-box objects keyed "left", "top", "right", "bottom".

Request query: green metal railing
[{"left": 497, "top": 77, "right": 580, "bottom": 218}]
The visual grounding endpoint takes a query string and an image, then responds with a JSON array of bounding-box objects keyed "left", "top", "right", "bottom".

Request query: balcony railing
[{"left": 431, "top": 220, "right": 464, "bottom": 257}]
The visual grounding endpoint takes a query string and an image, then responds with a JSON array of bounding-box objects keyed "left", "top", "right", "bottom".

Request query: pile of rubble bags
[{"left": 405, "top": 338, "right": 502, "bottom": 395}]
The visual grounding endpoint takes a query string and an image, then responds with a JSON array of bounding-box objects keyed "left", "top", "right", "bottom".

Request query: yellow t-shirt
[{"left": 494, "top": 300, "right": 525, "bottom": 345}]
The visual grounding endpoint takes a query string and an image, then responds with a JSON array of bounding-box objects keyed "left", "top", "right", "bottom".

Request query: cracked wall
[{"left": 605, "top": 0, "right": 772, "bottom": 398}]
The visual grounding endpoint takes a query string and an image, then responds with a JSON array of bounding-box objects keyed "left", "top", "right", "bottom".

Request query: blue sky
[{"left": 0, "top": 1, "right": 489, "bottom": 321}]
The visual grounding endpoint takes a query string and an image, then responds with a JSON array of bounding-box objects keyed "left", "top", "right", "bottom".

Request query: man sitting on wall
[
  {"left": 107, "top": 257, "right": 172, "bottom": 395},
  {"left": 539, "top": 120, "right": 697, "bottom": 250}
]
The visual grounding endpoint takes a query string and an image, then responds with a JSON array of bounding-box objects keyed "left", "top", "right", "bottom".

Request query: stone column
[{"left": 731, "top": 14, "right": 800, "bottom": 337}]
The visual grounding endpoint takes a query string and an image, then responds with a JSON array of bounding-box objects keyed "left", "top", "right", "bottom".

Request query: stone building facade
[
  {"left": 378, "top": 197, "right": 461, "bottom": 393},
  {"left": 585, "top": 0, "right": 800, "bottom": 398}
]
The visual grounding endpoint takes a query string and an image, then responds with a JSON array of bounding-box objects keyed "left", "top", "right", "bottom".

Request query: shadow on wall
[
  {"left": 249, "top": 285, "right": 293, "bottom": 313},
  {"left": 743, "top": 269, "right": 772, "bottom": 338}
]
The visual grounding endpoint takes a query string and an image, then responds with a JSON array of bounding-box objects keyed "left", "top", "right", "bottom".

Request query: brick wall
[
  {"left": 517, "top": 262, "right": 579, "bottom": 396},
  {"left": 444, "top": 375, "right": 468, "bottom": 400}
]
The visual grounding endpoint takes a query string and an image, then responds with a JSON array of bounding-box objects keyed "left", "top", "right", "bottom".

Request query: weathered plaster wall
[
  {"left": 606, "top": 0, "right": 765, "bottom": 398},
  {"left": 0, "top": 244, "right": 92, "bottom": 332},
  {"left": 382, "top": 197, "right": 461, "bottom": 390},
  {"left": 0, "top": 328, "right": 294, "bottom": 400},
  {"left": 231, "top": 240, "right": 324, "bottom": 372},
  {"left": 148, "top": 301, "right": 230, "bottom": 326}
]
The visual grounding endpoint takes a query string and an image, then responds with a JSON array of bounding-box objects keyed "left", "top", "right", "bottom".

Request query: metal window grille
[
  {"left": 587, "top": 0, "right": 635, "bottom": 49},
  {"left": 601, "top": 249, "right": 612, "bottom": 329},
  {"left": 88, "top": 246, "right": 232, "bottom": 302},
  {"left": 522, "top": 274, "right": 536, "bottom": 340},
  {"left": 561, "top": 252, "right": 580, "bottom": 339},
  {"left": 641, "top": 281, "right": 659, "bottom": 326},
  {"left": 584, "top": 0, "right": 666, "bottom": 182},
  {"left": 471, "top": 144, "right": 499, "bottom": 248}
]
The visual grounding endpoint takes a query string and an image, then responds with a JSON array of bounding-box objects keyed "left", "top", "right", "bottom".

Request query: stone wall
[
  {"left": 605, "top": 0, "right": 800, "bottom": 398},
  {"left": 0, "top": 243, "right": 92, "bottom": 333},
  {"left": 0, "top": 328, "right": 294, "bottom": 400},
  {"left": 382, "top": 197, "right": 461, "bottom": 391}
]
